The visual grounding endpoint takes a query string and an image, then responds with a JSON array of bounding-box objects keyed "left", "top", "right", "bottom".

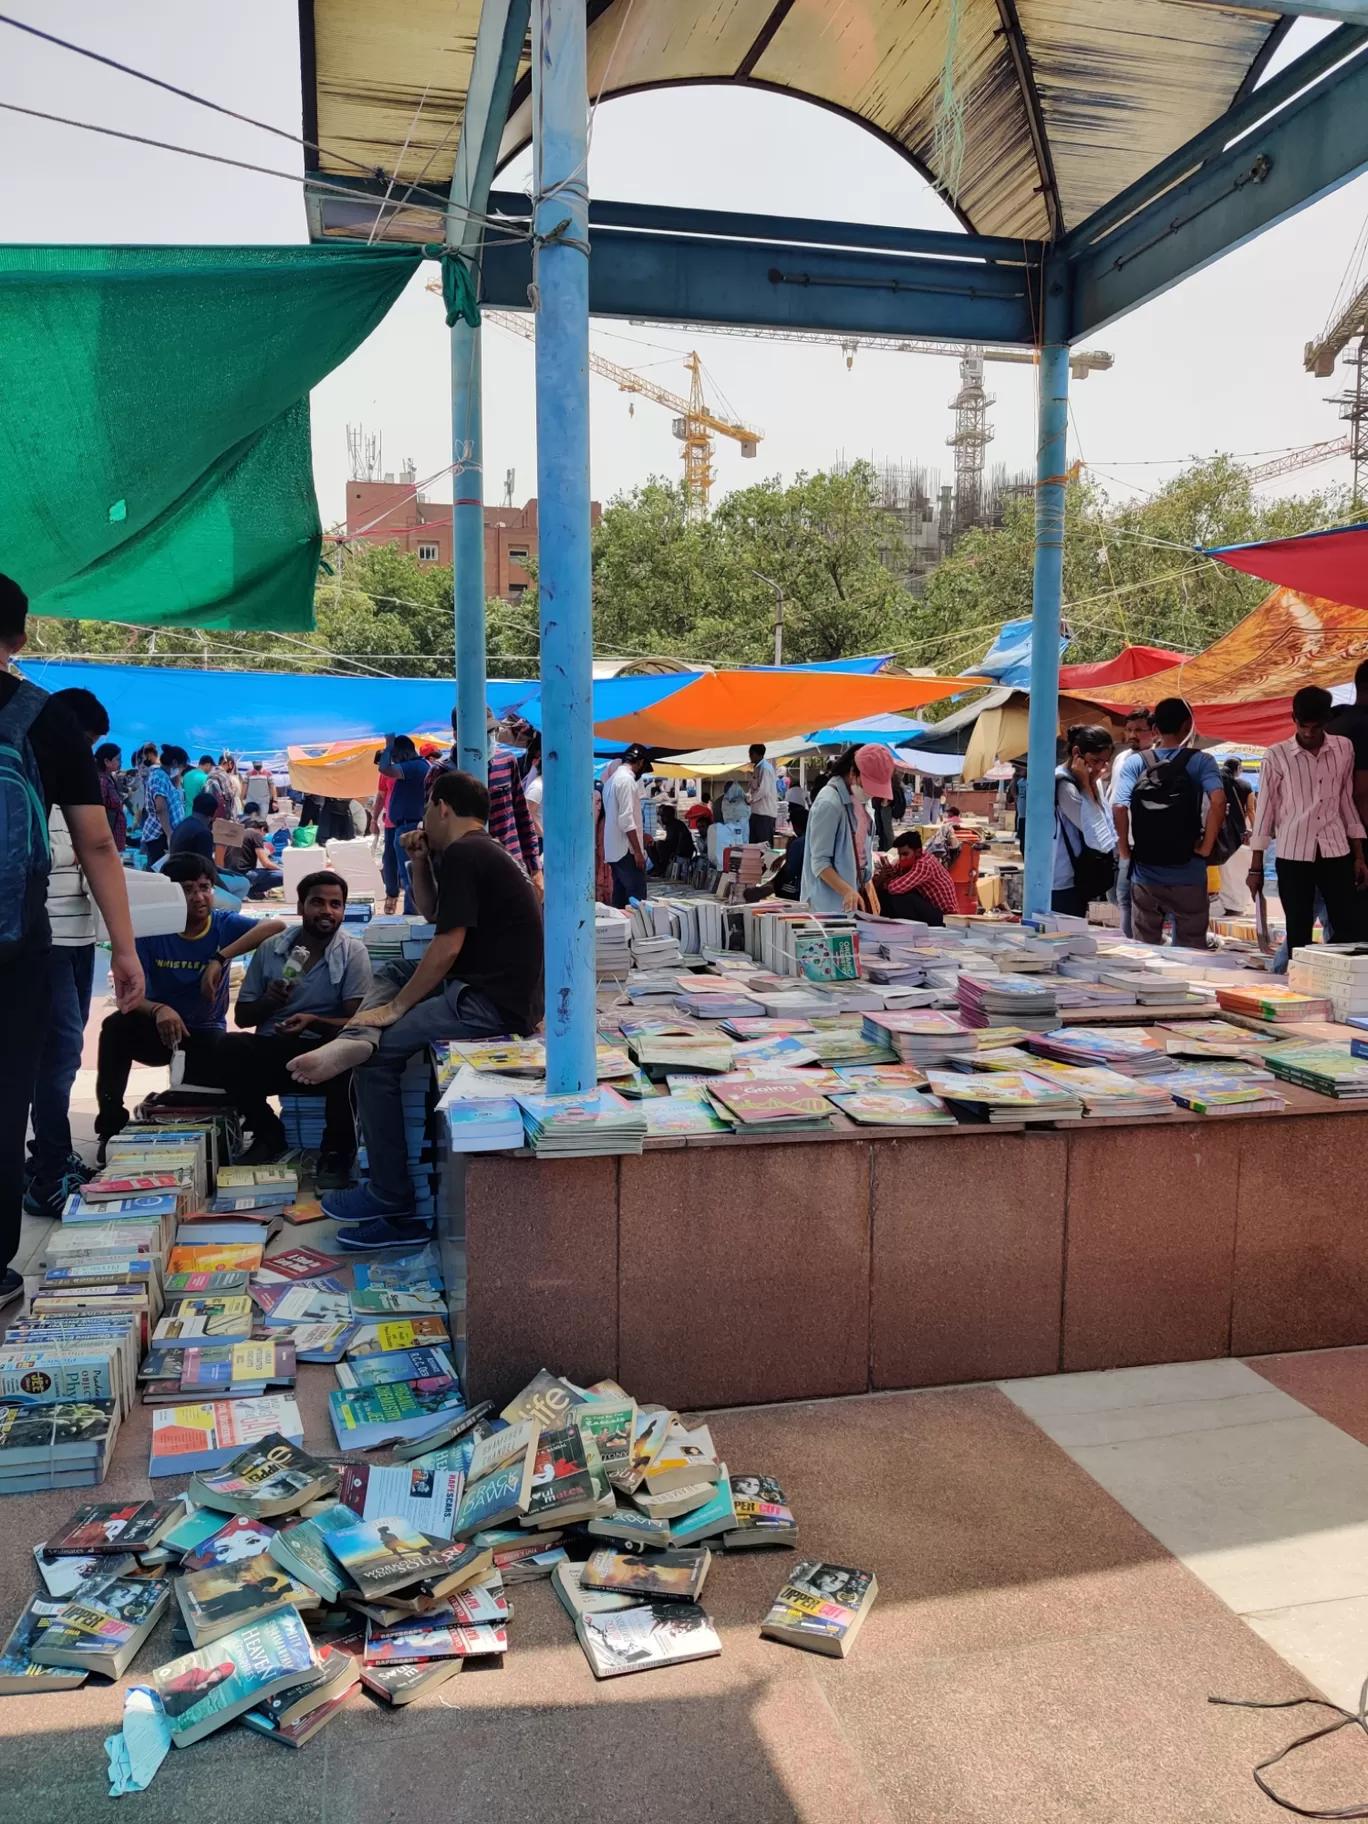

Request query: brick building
[{"left": 344, "top": 481, "right": 601, "bottom": 603}]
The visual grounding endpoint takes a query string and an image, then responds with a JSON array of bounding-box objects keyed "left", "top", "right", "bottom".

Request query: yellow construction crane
[{"left": 483, "top": 309, "right": 761, "bottom": 517}]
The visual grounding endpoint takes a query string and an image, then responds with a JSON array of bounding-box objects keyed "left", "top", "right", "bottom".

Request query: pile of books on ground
[{"left": 0, "top": 1364, "right": 876, "bottom": 1760}]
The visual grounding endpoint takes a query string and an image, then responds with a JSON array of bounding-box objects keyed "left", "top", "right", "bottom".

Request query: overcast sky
[{"left": 3, "top": 2, "right": 1367, "bottom": 526}]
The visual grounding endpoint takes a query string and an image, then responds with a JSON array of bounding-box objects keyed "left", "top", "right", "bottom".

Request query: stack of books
[
  {"left": 514, "top": 1087, "right": 648, "bottom": 1156},
  {"left": 827, "top": 1088, "right": 957, "bottom": 1128},
  {"left": 440, "top": 1096, "right": 526, "bottom": 1153},
  {"left": 1215, "top": 984, "right": 1332, "bottom": 1024},
  {"left": 1017, "top": 1063, "right": 1175, "bottom": 1118},
  {"left": 594, "top": 905, "right": 633, "bottom": 977},
  {"left": 1155, "top": 1067, "right": 1287, "bottom": 1116},
  {"left": 703, "top": 1075, "right": 832, "bottom": 1133},
  {"left": 924, "top": 1068, "right": 1084, "bottom": 1124},
  {"left": 1026, "top": 1027, "right": 1171, "bottom": 1076},
  {"left": 1263, "top": 1045, "right": 1368, "bottom": 1100},
  {"left": 862, "top": 1010, "right": 978, "bottom": 1067},
  {"left": 955, "top": 974, "right": 1059, "bottom": 1031}
]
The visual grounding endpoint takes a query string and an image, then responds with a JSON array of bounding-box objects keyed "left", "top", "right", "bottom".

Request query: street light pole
[{"left": 753, "top": 571, "right": 784, "bottom": 665}]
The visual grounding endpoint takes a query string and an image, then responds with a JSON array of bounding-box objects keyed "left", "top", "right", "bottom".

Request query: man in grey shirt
[{"left": 200, "top": 870, "right": 371, "bottom": 1186}]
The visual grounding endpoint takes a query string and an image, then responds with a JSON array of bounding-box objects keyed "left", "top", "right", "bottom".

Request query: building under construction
[{"left": 837, "top": 453, "right": 1034, "bottom": 596}]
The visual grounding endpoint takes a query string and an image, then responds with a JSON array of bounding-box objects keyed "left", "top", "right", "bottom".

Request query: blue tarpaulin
[
  {"left": 807, "top": 713, "right": 929, "bottom": 746},
  {"left": 17, "top": 658, "right": 537, "bottom": 757},
  {"left": 970, "top": 620, "right": 1068, "bottom": 691}
]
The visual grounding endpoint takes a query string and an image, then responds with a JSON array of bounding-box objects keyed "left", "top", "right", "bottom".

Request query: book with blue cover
[
  {"left": 329, "top": 1380, "right": 465, "bottom": 1452},
  {"left": 152, "top": 1609, "right": 319, "bottom": 1745},
  {"left": 334, "top": 1346, "right": 457, "bottom": 1392}
]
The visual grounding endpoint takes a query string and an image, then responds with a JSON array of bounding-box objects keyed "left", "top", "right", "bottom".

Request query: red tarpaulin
[
  {"left": 1057, "top": 645, "right": 1185, "bottom": 690},
  {"left": 1208, "top": 522, "right": 1368, "bottom": 609}
]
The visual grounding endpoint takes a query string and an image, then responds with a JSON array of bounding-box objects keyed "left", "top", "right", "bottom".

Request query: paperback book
[
  {"left": 152, "top": 1610, "right": 320, "bottom": 1747},
  {"left": 575, "top": 1602, "right": 721, "bottom": 1679}
]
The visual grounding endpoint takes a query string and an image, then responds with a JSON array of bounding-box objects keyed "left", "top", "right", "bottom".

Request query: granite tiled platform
[{"left": 458, "top": 1098, "right": 1368, "bottom": 1409}]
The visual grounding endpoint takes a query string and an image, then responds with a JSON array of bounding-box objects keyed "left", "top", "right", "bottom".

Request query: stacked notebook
[
  {"left": 1026, "top": 1027, "right": 1171, "bottom": 1076},
  {"left": 861, "top": 1011, "right": 977, "bottom": 1067},
  {"left": 1263, "top": 1045, "right": 1368, "bottom": 1101},
  {"left": 955, "top": 974, "right": 1059, "bottom": 1032},
  {"left": 923, "top": 1068, "right": 1084, "bottom": 1124},
  {"left": 514, "top": 1087, "right": 648, "bottom": 1157}
]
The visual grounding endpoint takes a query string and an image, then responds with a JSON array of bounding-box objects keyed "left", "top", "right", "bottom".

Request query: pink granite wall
[{"left": 460, "top": 1111, "right": 1368, "bottom": 1409}]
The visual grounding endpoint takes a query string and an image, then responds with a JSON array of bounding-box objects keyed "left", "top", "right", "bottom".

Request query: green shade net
[{"left": 0, "top": 244, "right": 423, "bottom": 631}]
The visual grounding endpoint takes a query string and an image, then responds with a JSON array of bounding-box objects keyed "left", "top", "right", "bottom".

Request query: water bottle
[{"left": 281, "top": 943, "right": 311, "bottom": 983}]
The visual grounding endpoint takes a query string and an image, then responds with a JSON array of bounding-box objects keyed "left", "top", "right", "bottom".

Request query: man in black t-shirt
[
  {"left": 0, "top": 574, "right": 144, "bottom": 1306},
  {"left": 289, "top": 767, "right": 543, "bottom": 1249}
]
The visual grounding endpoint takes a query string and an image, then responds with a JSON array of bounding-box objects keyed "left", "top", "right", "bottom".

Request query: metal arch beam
[
  {"left": 993, "top": 0, "right": 1064, "bottom": 243},
  {"left": 1068, "top": 44, "right": 1368, "bottom": 335},
  {"left": 481, "top": 229, "right": 1041, "bottom": 342},
  {"left": 1165, "top": 0, "right": 1368, "bottom": 19},
  {"left": 1063, "top": 23, "right": 1366, "bottom": 253},
  {"left": 448, "top": 0, "right": 529, "bottom": 259}
]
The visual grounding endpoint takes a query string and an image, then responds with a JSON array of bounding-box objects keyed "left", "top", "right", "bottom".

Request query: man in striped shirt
[{"left": 1249, "top": 685, "right": 1368, "bottom": 959}]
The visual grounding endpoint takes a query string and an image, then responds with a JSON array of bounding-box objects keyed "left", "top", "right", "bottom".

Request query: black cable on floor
[{"left": 1211, "top": 1676, "right": 1368, "bottom": 1818}]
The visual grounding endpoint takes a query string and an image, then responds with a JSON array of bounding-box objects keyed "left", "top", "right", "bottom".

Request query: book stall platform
[{"left": 430, "top": 901, "right": 1368, "bottom": 1413}]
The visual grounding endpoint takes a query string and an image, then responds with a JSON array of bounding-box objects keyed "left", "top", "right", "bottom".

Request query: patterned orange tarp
[{"left": 1076, "top": 587, "right": 1368, "bottom": 743}]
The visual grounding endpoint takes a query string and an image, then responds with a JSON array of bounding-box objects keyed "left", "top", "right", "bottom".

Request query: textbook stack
[
  {"left": 861, "top": 1010, "right": 977, "bottom": 1067},
  {"left": 1264, "top": 1044, "right": 1368, "bottom": 1101},
  {"left": 595, "top": 905, "right": 633, "bottom": 977},
  {"left": 955, "top": 973, "right": 1059, "bottom": 1032},
  {"left": 357, "top": 1052, "right": 438, "bottom": 1221},
  {"left": 1287, "top": 944, "right": 1368, "bottom": 1022}
]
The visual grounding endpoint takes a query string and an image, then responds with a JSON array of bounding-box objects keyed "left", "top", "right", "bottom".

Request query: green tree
[
  {"left": 589, "top": 461, "right": 913, "bottom": 664},
  {"left": 906, "top": 457, "right": 1351, "bottom": 675}
]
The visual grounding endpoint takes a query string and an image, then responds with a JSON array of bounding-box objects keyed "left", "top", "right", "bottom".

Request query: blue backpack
[{"left": 0, "top": 678, "right": 52, "bottom": 952}]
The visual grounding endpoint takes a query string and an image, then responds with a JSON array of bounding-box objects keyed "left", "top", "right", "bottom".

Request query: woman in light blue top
[{"left": 800, "top": 746, "right": 876, "bottom": 912}]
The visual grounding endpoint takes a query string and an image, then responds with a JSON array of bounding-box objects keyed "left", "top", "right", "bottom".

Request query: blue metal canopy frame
[{"left": 412, "top": 4, "right": 1368, "bottom": 1087}]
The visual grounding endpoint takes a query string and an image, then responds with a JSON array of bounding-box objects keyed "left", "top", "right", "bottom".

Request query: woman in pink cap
[
  {"left": 853, "top": 743, "right": 897, "bottom": 849},
  {"left": 800, "top": 746, "right": 877, "bottom": 912}
]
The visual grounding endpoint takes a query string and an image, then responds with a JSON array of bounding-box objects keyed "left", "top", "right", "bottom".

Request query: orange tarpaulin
[
  {"left": 593, "top": 670, "right": 978, "bottom": 750},
  {"left": 287, "top": 734, "right": 445, "bottom": 800},
  {"left": 1074, "top": 586, "right": 1368, "bottom": 744}
]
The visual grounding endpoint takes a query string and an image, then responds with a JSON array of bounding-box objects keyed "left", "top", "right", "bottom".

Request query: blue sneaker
[
  {"left": 25, "top": 1169, "right": 91, "bottom": 1220},
  {"left": 335, "top": 1216, "right": 435, "bottom": 1252},
  {"left": 319, "top": 1183, "right": 414, "bottom": 1225}
]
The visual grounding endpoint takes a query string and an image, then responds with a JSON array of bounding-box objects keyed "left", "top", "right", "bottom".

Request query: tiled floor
[{"left": 9, "top": 991, "right": 1368, "bottom": 1816}]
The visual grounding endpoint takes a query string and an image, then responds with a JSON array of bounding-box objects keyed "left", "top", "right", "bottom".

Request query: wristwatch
[{"left": 209, "top": 950, "right": 228, "bottom": 967}]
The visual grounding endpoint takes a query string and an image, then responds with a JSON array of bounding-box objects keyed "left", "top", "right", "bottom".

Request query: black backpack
[
  {"left": 1207, "top": 782, "right": 1249, "bottom": 866},
  {"left": 1130, "top": 748, "right": 1204, "bottom": 870}
]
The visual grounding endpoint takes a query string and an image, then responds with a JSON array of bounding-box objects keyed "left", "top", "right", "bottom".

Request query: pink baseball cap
[{"left": 853, "top": 743, "right": 895, "bottom": 797}]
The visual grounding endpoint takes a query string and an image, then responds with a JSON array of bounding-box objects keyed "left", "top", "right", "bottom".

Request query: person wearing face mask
[
  {"left": 1052, "top": 725, "right": 1118, "bottom": 917},
  {"left": 801, "top": 745, "right": 876, "bottom": 913}
]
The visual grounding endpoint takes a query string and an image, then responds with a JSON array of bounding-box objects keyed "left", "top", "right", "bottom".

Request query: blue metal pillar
[
  {"left": 1022, "top": 266, "right": 1070, "bottom": 920},
  {"left": 451, "top": 318, "right": 488, "bottom": 783},
  {"left": 532, "top": 0, "right": 596, "bottom": 1093}
]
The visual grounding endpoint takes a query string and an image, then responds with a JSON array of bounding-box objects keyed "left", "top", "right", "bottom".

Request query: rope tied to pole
[
  {"left": 527, "top": 175, "right": 591, "bottom": 312},
  {"left": 422, "top": 247, "right": 482, "bottom": 328}
]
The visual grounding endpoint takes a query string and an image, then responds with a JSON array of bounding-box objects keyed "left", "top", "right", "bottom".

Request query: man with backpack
[
  {"left": 1111, "top": 697, "right": 1226, "bottom": 950},
  {"left": 0, "top": 574, "right": 144, "bottom": 1309}
]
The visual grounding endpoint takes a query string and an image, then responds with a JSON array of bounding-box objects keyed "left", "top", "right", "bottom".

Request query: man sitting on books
[
  {"left": 288, "top": 770, "right": 544, "bottom": 1250},
  {"left": 192, "top": 870, "right": 371, "bottom": 1188},
  {"left": 94, "top": 854, "right": 285, "bottom": 1159}
]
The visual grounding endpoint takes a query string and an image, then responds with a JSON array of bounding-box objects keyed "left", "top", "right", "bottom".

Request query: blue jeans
[
  {"left": 1115, "top": 858, "right": 1134, "bottom": 939},
  {"left": 347, "top": 961, "right": 510, "bottom": 1209},
  {"left": 389, "top": 821, "right": 421, "bottom": 914},
  {"left": 609, "top": 855, "right": 647, "bottom": 908},
  {"left": 30, "top": 943, "right": 94, "bottom": 1186},
  {"left": 380, "top": 825, "right": 402, "bottom": 899}
]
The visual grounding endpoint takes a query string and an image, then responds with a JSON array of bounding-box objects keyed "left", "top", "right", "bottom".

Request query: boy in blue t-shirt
[{"left": 94, "top": 853, "right": 284, "bottom": 1156}]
